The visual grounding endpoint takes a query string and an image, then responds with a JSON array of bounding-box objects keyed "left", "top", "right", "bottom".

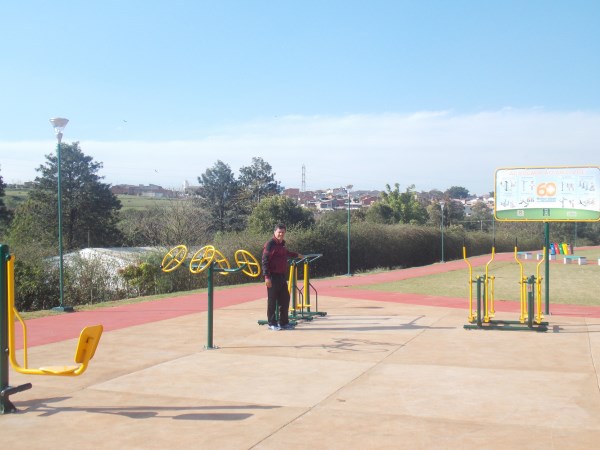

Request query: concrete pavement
[{"left": 2, "top": 256, "right": 600, "bottom": 449}]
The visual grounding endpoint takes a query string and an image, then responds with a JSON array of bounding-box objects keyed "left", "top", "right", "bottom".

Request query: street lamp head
[
  {"left": 50, "top": 117, "right": 69, "bottom": 143},
  {"left": 439, "top": 200, "right": 446, "bottom": 209}
]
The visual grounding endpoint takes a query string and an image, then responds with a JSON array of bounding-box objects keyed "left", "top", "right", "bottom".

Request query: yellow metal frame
[
  {"left": 160, "top": 245, "right": 188, "bottom": 272},
  {"left": 484, "top": 247, "right": 496, "bottom": 322},
  {"left": 463, "top": 246, "right": 475, "bottom": 323},
  {"left": 535, "top": 248, "right": 546, "bottom": 325},
  {"left": 513, "top": 246, "right": 528, "bottom": 323},
  {"left": 301, "top": 259, "right": 311, "bottom": 309},
  {"left": 189, "top": 245, "right": 218, "bottom": 274},
  {"left": 7, "top": 256, "right": 103, "bottom": 376},
  {"left": 162, "top": 244, "right": 262, "bottom": 279},
  {"left": 234, "top": 250, "right": 261, "bottom": 278},
  {"left": 287, "top": 262, "right": 305, "bottom": 311}
]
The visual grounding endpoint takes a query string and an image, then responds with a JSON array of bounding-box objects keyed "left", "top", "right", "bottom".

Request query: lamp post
[
  {"left": 346, "top": 184, "right": 353, "bottom": 276},
  {"left": 439, "top": 200, "right": 445, "bottom": 263},
  {"left": 50, "top": 118, "right": 73, "bottom": 312}
]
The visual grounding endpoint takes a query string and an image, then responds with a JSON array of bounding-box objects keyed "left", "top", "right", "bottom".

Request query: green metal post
[
  {"left": 544, "top": 222, "right": 550, "bottom": 315},
  {"left": 1, "top": 244, "right": 14, "bottom": 413},
  {"left": 57, "top": 140, "right": 65, "bottom": 307},
  {"left": 53, "top": 138, "right": 73, "bottom": 313},
  {"left": 0, "top": 245, "right": 31, "bottom": 414},
  {"left": 527, "top": 275, "right": 535, "bottom": 328},
  {"left": 440, "top": 201, "right": 445, "bottom": 263},
  {"left": 347, "top": 193, "right": 351, "bottom": 276},
  {"left": 206, "top": 263, "right": 215, "bottom": 349}
]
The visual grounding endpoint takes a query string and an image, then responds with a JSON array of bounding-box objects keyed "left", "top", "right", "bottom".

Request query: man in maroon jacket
[{"left": 261, "top": 223, "right": 303, "bottom": 330}]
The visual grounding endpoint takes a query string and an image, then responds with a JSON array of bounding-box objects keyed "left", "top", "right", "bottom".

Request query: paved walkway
[{"left": 3, "top": 252, "right": 600, "bottom": 449}]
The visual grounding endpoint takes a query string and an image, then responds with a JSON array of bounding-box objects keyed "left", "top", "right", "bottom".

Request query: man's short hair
[{"left": 275, "top": 223, "right": 286, "bottom": 231}]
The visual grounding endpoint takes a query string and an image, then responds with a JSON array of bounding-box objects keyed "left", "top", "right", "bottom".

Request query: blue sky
[{"left": 1, "top": 0, "right": 599, "bottom": 194}]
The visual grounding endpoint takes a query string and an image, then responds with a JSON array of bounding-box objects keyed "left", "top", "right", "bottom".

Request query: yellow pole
[
  {"left": 514, "top": 246, "right": 526, "bottom": 323},
  {"left": 535, "top": 247, "right": 546, "bottom": 324},
  {"left": 287, "top": 264, "right": 295, "bottom": 311},
  {"left": 7, "top": 256, "right": 29, "bottom": 368},
  {"left": 463, "top": 246, "right": 475, "bottom": 322},
  {"left": 484, "top": 246, "right": 495, "bottom": 323},
  {"left": 303, "top": 260, "right": 310, "bottom": 309},
  {"left": 489, "top": 275, "right": 495, "bottom": 315}
]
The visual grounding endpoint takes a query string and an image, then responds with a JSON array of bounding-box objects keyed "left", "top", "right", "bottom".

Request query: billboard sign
[{"left": 495, "top": 166, "right": 600, "bottom": 221}]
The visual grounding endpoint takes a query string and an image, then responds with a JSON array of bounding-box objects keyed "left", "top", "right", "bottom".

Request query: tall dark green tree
[
  {"left": 365, "top": 202, "right": 395, "bottom": 224},
  {"left": 445, "top": 186, "right": 470, "bottom": 199},
  {"left": 238, "top": 157, "right": 282, "bottom": 206},
  {"left": 196, "top": 160, "right": 245, "bottom": 233},
  {"left": 8, "top": 142, "right": 122, "bottom": 250}
]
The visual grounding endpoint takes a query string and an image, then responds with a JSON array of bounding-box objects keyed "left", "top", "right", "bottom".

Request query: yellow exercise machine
[
  {"left": 288, "top": 254, "right": 325, "bottom": 321},
  {"left": 160, "top": 245, "right": 261, "bottom": 348},
  {"left": 7, "top": 257, "right": 103, "bottom": 376},
  {"left": 463, "top": 242, "right": 547, "bottom": 332},
  {"left": 161, "top": 245, "right": 261, "bottom": 278},
  {"left": 1, "top": 244, "right": 103, "bottom": 414},
  {"left": 464, "top": 242, "right": 495, "bottom": 324},
  {"left": 514, "top": 245, "right": 546, "bottom": 325}
]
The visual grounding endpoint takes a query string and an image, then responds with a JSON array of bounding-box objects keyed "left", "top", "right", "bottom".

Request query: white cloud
[{"left": 2, "top": 109, "right": 599, "bottom": 195}]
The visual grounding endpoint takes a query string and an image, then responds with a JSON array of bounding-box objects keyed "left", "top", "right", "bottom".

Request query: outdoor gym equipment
[
  {"left": 514, "top": 244, "right": 546, "bottom": 326},
  {"left": 463, "top": 242, "right": 548, "bottom": 332},
  {"left": 463, "top": 241, "right": 496, "bottom": 324},
  {"left": 1, "top": 244, "right": 103, "bottom": 414},
  {"left": 190, "top": 246, "right": 231, "bottom": 274},
  {"left": 292, "top": 254, "right": 326, "bottom": 321},
  {"left": 257, "top": 254, "right": 326, "bottom": 326},
  {"left": 161, "top": 245, "right": 188, "bottom": 272},
  {"left": 161, "top": 245, "right": 261, "bottom": 348}
]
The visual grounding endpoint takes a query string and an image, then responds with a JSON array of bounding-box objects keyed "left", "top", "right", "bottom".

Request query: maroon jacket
[{"left": 261, "top": 238, "right": 299, "bottom": 280}]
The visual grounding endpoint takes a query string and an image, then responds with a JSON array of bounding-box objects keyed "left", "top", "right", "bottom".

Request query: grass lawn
[
  {"left": 4, "top": 189, "right": 173, "bottom": 212},
  {"left": 355, "top": 247, "right": 600, "bottom": 306},
  {"left": 4, "top": 189, "right": 30, "bottom": 209},
  {"left": 116, "top": 195, "right": 175, "bottom": 211}
]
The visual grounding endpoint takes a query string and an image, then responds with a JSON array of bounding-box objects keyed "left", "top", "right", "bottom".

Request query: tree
[
  {"left": 365, "top": 202, "right": 395, "bottom": 224},
  {"left": 238, "top": 157, "right": 282, "bottom": 206},
  {"left": 196, "top": 160, "right": 245, "bottom": 233},
  {"left": 8, "top": 142, "right": 122, "bottom": 250},
  {"left": 247, "top": 195, "right": 315, "bottom": 234},
  {"left": 445, "top": 186, "right": 470, "bottom": 199},
  {"left": 466, "top": 200, "right": 494, "bottom": 231},
  {"left": 0, "top": 172, "right": 9, "bottom": 234},
  {"left": 378, "top": 183, "right": 428, "bottom": 225},
  {"left": 446, "top": 199, "right": 466, "bottom": 226},
  {"left": 119, "top": 198, "right": 212, "bottom": 246}
]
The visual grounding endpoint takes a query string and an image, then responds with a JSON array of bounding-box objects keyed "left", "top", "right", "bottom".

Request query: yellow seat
[
  {"left": 38, "top": 325, "right": 103, "bottom": 376},
  {"left": 12, "top": 324, "right": 103, "bottom": 377},
  {"left": 7, "top": 255, "right": 103, "bottom": 377}
]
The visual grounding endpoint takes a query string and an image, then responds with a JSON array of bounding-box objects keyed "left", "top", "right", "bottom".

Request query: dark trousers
[{"left": 267, "top": 273, "right": 290, "bottom": 326}]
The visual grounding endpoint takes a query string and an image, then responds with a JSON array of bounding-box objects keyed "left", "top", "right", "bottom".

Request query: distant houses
[
  {"left": 109, "top": 182, "right": 493, "bottom": 217},
  {"left": 282, "top": 187, "right": 380, "bottom": 211}
]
